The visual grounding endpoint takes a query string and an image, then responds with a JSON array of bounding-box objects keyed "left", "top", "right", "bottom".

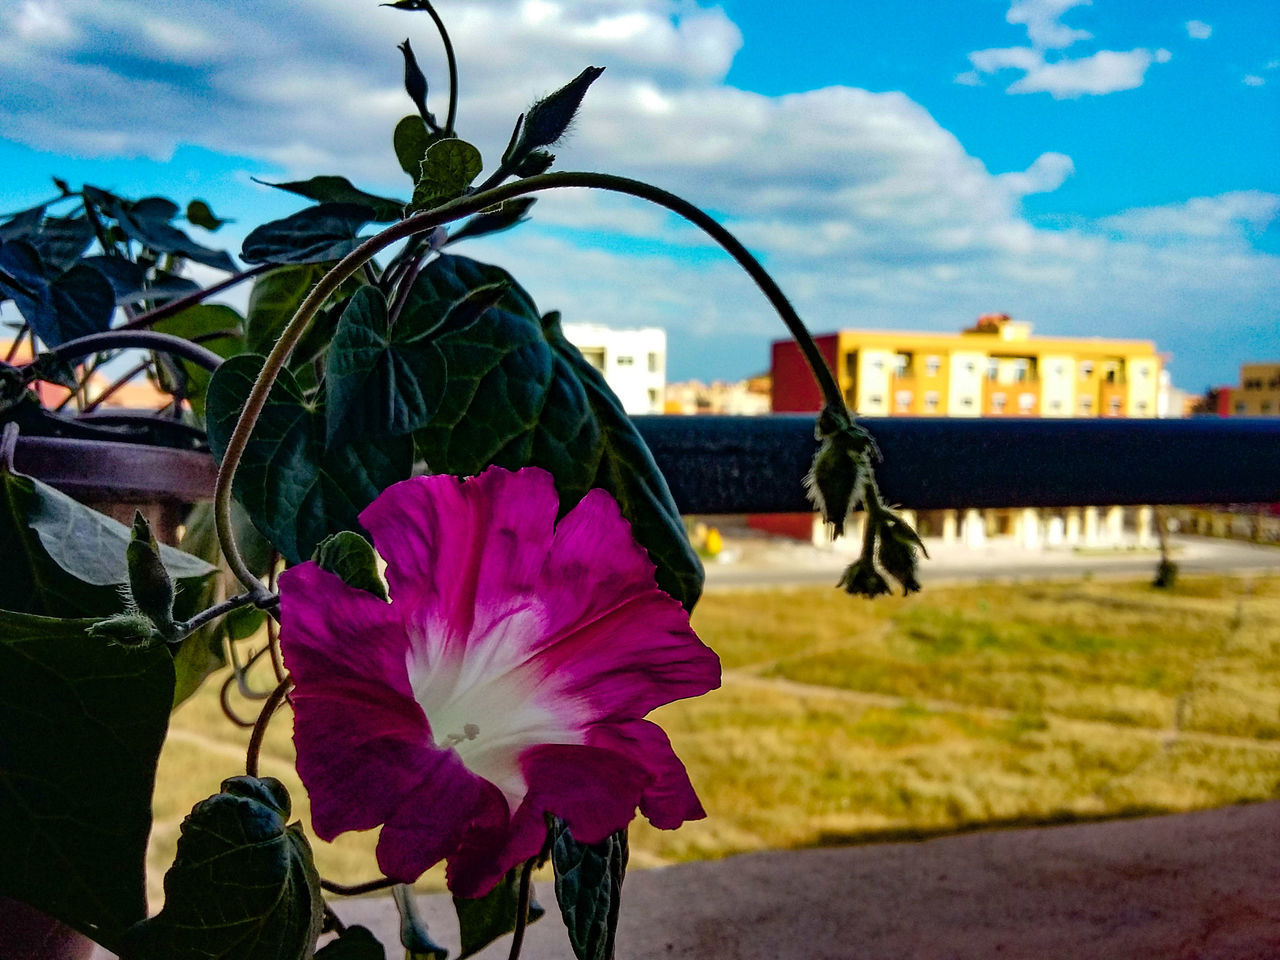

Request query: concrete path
[{"left": 321, "top": 801, "right": 1280, "bottom": 959}]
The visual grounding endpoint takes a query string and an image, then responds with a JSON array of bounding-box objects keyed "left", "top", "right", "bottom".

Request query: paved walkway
[{"left": 322, "top": 801, "right": 1280, "bottom": 959}]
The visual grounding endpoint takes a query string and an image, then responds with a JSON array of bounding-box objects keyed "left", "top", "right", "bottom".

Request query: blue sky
[{"left": 2, "top": 0, "right": 1277, "bottom": 393}]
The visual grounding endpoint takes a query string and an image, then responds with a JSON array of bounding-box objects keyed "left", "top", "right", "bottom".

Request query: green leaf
[
  {"left": 315, "top": 925, "right": 387, "bottom": 959},
  {"left": 408, "top": 257, "right": 600, "bottom": 507},
  {"left": 312, "top": 530, "right": 387, "bottom": 601},
  {"left": 185, "top": 199, "right": 227, "bottom": 231},
  {"left": 121, "top": 777, "right": 324, "bottom": 960},
  {"left": 0, "top": 239, "right": 115, "bottom": 347},
  {"left": 241, "top": 203, "right": 375, "bottom": 265},
  {"left": 152, "top": 303, "right": 246, "bottom": 417},
  {"left": 324, "top": 284, "right": 446, "bottom": 447},
  {"left": 444, "top": 198, "right": 538, "bottom": 246},
  {"left": 408, "top": 138, "right": 483, "bottom": 213},
  {"left": 551, "top": 821, "right": 627, "bottom": 960},
  {"left": 544, "top": 312, "right": 703, "bottom": 610},
  {"left": 84, "top": 186, "right": 237, "bottom": 272},
  {"left": 454, "top": 865, "right": 546, "bottom": 959},
  {"left": 393, "top": 115, "right": 439, "bottom": 178},
  {"left": 205, "top": 354, "right": 413, "bottom": 564},
  {"left": 253, "top": 176, "right": 406, "bottom": 223},
  {"left": 0, "top": 610, "right": 174, "bottom": 948},
  {"left": 245, "top": 263, "right": 327, "bottom": 356},
  {"left": 0, "top": 458, "right": 216, "bottom": 618}
]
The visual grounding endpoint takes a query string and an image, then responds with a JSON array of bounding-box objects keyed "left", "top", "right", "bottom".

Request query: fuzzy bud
[
  {"left": 838, "top": 559, "right": 891, "bottom": 598},
  {"left": 875, "top": 512, "right": 927, "bottom": 595},
  {"left": 88, "top": 611, "right": 163, "bottom": 649},
  {"left": 126, "top": 511, "right": 176, "bottom": 637}
]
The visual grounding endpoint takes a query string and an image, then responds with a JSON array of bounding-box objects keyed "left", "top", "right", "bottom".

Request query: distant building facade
[
  {"left": 665, "top": 375, "right": 771, "bottom": 415},
  {"left": 1215, "top": 362, "right": 1280, "bottom": 416},
  {"left": 772, "top": 314, "right": 1164, "bottom": 419},
  {"left": 561, "top": 323, "right": 666, "bottom": 415}
]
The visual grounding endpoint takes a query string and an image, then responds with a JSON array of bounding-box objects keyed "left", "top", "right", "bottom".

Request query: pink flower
[{"left": 278, "top": 466, "right": 720, "bottom": 898}]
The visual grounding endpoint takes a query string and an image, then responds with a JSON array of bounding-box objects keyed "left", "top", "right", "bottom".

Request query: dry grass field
[{"left": 148, "top": 573, "right": 1280, "bottom": 904}]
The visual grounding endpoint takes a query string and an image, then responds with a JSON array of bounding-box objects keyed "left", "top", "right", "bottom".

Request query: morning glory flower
[{"left": 278, "top": 466, "right": 720, "bottom": 898}]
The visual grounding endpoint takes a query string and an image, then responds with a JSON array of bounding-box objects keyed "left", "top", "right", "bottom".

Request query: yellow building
[
  {"left": 771, "top": 314, "right": 1162, "bottom": 418},
  {"left": 1227, "top": 363, "right": 1280, "bottom": 416}
]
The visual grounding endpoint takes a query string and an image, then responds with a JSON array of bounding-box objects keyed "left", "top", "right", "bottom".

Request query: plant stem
[
  {"left": 419, "top": 0, "right": 459, "bottom": 135},
  {"left": 36, "top": 330, "right": 223, "bottom": 372},
  {"left": 246, "top": 676, "right": 293, "bottom": 778},
  {"left": 171, "top": 590, "right": 261, "bottom": 641},
  {"left": 3, "top": 326, "right": 28, "bottom": 363},
  {"left": 81, "top": 360, "right": 150, "bottom": 414},
  {"left": 507, "top": 859, "right": 536, "bottom": 960},
  {"left": 320, "top": 876, "right": 399, "bottom": 896},
  {"left": 213, "top": 170, "right": 841, "bottom": 593},
  {"left": 117, "top": 264, "right": 272, "bottom": 331}
]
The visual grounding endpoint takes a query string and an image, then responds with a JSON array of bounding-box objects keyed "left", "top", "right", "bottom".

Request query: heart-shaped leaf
[
  {"left": 121, "top": 777, "right": 324, "bottom": 960},
  {"left": 84, "top": 186, "right": 237, "bottom": 272},
  {"left": 0, "top": 610, "right": 174, "bottom": 949},
  {"left": 551, "top": 820, "right": 627, "bottom": 960},
  {"left": 206, "top": 354, "right": 413, "bottom": 564},
  {"left": 408, "top": 138, "right": 483, "bottom": 213},
  {"left": 0, "top": 239, "right": 115, "bottom": 346},
  {"left": 312, "top": 530, "right": 387, "bottom": 601},
  {"left": 245, "top": 263, "right": 327, "bottom": 355},
  {"left": 152, "top": 303, "right": 246, "bottom": 417},
  {"left": 394, "top": 115, "right": 441, "bottom": 178},
  {"left": 241, "top": 203, "right": 376, "bottom": 265},
  {"left": 323, "top": 284, "right": 446, "bottom": 447}
]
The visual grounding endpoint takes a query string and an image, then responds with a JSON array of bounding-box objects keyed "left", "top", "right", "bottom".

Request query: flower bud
[
  {"left": 838, "top": 558, "right": 891, "bottom": 598},
  {"left": 88, "top": 611, "right": 163, "bottom": 649},
  {"left": 805, "top": 436, "right": 861, "bottom": 537},
  {"left": 126, "top": 511, "right": 176, "bottom": 636},
  {"left": 876, "top": 512, "right": 926, "bottom": 595}
]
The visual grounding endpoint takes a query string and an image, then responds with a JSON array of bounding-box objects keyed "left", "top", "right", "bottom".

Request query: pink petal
[
  {"left": 278, "top": 562, "right": 413, "bottom": 699},
  {"left": 520, "top": 743, "right": 649, "bottom": 844},
  {"left": 587, "top": 719, "right": 706, "bottom": 828},
  {"left": 376, "top": 750, "right": 509, "bottom": 883}
]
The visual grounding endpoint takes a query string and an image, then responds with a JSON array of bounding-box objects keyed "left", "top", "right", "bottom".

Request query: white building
[{"left": 561, "top": 323, "right": 666, "bottom": 415}]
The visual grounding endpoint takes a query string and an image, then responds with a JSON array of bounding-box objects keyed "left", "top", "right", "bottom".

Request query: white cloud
[
  {"left": 1185, "top": 20, "right": 1212, "bottom": 40},
  {"left": 1099, "top": 192, "right": 1280, "bottom": 242},
  {"left": 997, "top": 152, "right": 1075, "bottom": 195},
  {"left": 963, "top": 2, "right": 1169, "bottom": 98},
  {"left": 1009, "top": 48, "right": 1169, "bottom": 97},
  {"left": 1243, "top": 74, "right": 1266, "bottom": 87},
  {"left": 1006, "top": 0, "right": 1092, "bottom": 49}
]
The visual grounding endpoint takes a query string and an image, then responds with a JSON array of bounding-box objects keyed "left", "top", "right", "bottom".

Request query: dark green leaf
[
  {"left": 253, "top": 176, "right": 406, "bottom": 223},
  {"left": 408, "top": 257, "right": 599, "bottom": 507},
  {"left": 84, "top": 187, "right": 237, "bottom": 272},
  {"left": 511, "top": 67, "right": 605, "bottom": 157},
  {"left": 408, "top": 138, "right": 483, "bottom": 213},
  {"left": 206, "top": 354, "right": 413, "bottom": 564},
  {"left": 121, "top": 776, "right": 324, "bottom": 960},
  {"left": 0, "top": 202, "right": 45, "bottom": 241},
  {"left": 245, "top": 263, "right": 326, "bottom": 355},
  {"left": 454, "top": 865, "right": 546, "bottom": 959},
  {"left": 0, "top": 458, "right": 216, "bottom": 617},
  {"left": 393, "top": 115, "right": 439, "bottom": 179},
  {"left": 24, "top": 350, "right": 80, "bottom": 389},
  {"left": 186, "top": 199, "right": 227, "bottom": 231},
  {"left": 30, "top": 215, "right": 95, "bottom": 269},
  {"left": 0, "top": 610, "right": 174, "bottom": 948},
  {"left": 444, "top": 198, "right": 537, "bottom": 246},
  {"left": 324, "top": 284, "right": 445, "bottom": 446},
  {"left": 241, "top": 203, "right": 375, "bottom": 265},
  {"left": 315, "top": 925, "right": 387, "bottom": 959},
  {"left": 0, "top": 240, "right": 115, "bottom": 346},
  {"left": 544, "top": 312, "right": 703, "bottom": 610},
  {"left": 312, "top": 530, "right": 387, "bottom": 601},
  {"left": 152, "top": 303, "right": 246, "bottom": 417},
  {"left": 551, "top": 821, "right": 627, "bottom": 960}
]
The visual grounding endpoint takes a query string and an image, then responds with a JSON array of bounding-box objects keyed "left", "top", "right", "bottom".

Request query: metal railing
[{"left": 635, "top": 416, "right": 1280, "bottom": 513}]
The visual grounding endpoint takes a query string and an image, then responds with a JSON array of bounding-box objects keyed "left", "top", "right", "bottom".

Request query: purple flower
[{"left": 278, "top": 466, "right": 720, "bottom": 898}]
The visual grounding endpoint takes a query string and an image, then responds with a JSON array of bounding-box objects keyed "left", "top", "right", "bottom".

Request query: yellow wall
[{"left": 1232, "top": 363, "right": 1280, "bottom": 416}]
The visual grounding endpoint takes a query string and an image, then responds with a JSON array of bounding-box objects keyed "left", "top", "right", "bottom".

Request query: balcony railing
[{"left": 635, "top": 415, "right": 1280, "bottom": 513}]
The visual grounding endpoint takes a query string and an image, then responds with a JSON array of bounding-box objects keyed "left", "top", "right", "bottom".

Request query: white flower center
[{"left": 405, "top": 604, "right": 583, "bottom": 813}]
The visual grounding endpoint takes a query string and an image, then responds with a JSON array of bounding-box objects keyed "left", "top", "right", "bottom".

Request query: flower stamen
[{"left": 440, "top": 722, "right": 481, "bottom": 748}]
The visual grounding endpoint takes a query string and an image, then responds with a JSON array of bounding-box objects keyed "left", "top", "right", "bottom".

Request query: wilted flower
[
  {"left": 876, "top": 513, "right": 927, "bottom": 594},
  {"left": 278, "top": 466, "right": 720, "bottom": 898},
  {"left": 837, "top": 558, "right": 891, "bottom": 598}
]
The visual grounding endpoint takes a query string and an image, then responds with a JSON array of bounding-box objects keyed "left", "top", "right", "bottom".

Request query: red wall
[{"left": 771, "top": 334, "right": 840, "bottom": 413}]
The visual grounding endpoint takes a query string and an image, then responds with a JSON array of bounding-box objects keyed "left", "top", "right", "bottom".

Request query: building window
[
  {"left": 1135, "top": 364, "right": 1149, "bottom": 379},
  {"left": 1079, "top": 396, "right": 1093, "bottom": 413},
  {"left": 991, "top": 392, "right": 1006, "bottom": 413},
  {"left": 924, "top": 390, "right": 940, "bottom": 411},
  {"left": 616, "top": 355, "right": 634, "bottom": 366},
  {"left": 1049, "top": 399, "right": 1062, "bottom": 411},
  {"left": 964, "top": 361, "right": 977, "bottom": 374},
  {"left": 960, "top": 396, "right": 974, "bottom": 408},
  {"left": 1053, "top": 363, "right": 1065, "bottom": 377},
  {"left": 1236, "top": 402, "right": 1247, "bottom": 414},
  {"left": 893, "top": 353, "right": 911, "bottom": 377},
  {"left": 1018, "top": 392, "right": 1035, "bottom": 412},
  {"left": 1262, "top": 401, "right": 1273, "bottom": 414},
  {"left": 871, "top": 358, "right": 885, "bottom": 371},
  {"left": 1136, "top": 401, "right": 1148, "bottom": 413},
  {"left": 986, "top": 358, "right": 999, "bottom": 380},
  {"left": 581, "top": 347, "right": 606, "bottom": 372},
  {"left": 647, "top": 352, "right": 660, "bottom": 373},
  {"left": 648, "top": 388, "right": 660, "bottom": 408},
  {"left": 925, "top": 356, "right": 941, "bottom": 376},
  {"left": 1013, "top": 358, "right": 1030, "bottom": 382},
  {"left": 1080, "top": 361, "right": 1094, "bottom": 379},
  {"left": 868, "top": 394, "right": 884, "bottom": 407},
  {"left": 1108, "top": 397, "right": 1122, "bottom": 415},
  {"left": 895, "top": 390, "right": 912, "bottom": 411}
]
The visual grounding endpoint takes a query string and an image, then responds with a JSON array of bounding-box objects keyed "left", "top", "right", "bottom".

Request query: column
[
  {"left": 963, "top": 508, "right": 985, "bottom": 548},
  {"left": 1083, "top": 507, "right": 1100, "bottom": 547},
  {"left": 942, "top": 509, "right": 958, "bottom": 545},
  {"left": 1136, "top": 506, "right": 1154, "bottom": 548},
  {"left": 1065, "top": 509, "right": 1082, "bottom": 546}
]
